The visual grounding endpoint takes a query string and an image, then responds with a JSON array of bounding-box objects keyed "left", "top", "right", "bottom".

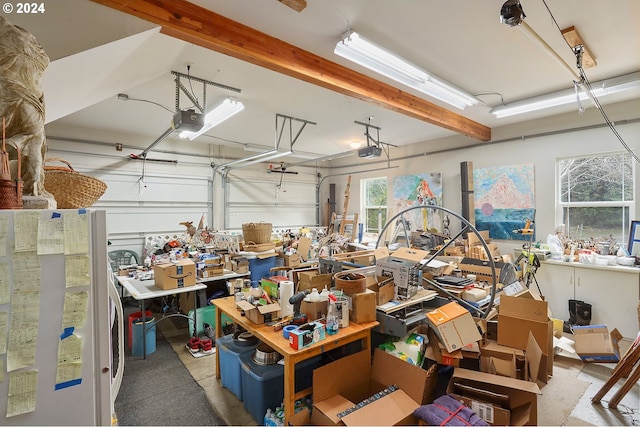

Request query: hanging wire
[
  {"left": 541, "top": 0, "right": 640, "bottom": 164},
  {"left": 186, "top": 65, "right": 200, "bottom": 108},
  {"left": 121, "top": 96, "right": 173, "bottom": 113}
]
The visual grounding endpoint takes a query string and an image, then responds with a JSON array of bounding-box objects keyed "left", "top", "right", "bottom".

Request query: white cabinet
[
  {"left": 534, "top": 261, "right": 640, "bottom": 338},
  {"left": 533, "top": 262, "right": 575, "bottom": 322}
]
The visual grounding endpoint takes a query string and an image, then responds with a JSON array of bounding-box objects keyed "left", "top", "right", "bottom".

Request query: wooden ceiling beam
[
  {"left": 561, "top": 26, "right": 597, "bottom": 69},
  {"left": 90, "top": 0, "right": 491, "bottom": 141},
  {"left": 278, "top": 0, "right": 307, "bottom": 13}
]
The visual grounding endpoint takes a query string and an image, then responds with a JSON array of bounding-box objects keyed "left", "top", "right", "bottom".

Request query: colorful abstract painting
[
  {"left": 392, "top": 173, "right": 443, "bottom": 233},
  {"left": 473, "top": 164, "right": 535, "bottom": 240}
]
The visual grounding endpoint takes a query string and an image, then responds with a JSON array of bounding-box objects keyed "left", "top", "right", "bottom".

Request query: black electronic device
[
  {"left": 358, "top": 145, "right": 382, "bottom": 159},
  {"left": 289, "top": 290, "right": 309, "bottom": 325}
]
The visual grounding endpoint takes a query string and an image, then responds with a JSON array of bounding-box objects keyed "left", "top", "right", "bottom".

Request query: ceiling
[{"left": 7, "top": 0, "right": 640, "bottom": 163}]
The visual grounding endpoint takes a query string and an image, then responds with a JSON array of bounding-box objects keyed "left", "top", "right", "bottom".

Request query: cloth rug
[
  {"left": 114, "top": 328, "right": 226, "bottom": 426},
  {"left": 536, "top": 356, "right": 591, "bottom": 426}
]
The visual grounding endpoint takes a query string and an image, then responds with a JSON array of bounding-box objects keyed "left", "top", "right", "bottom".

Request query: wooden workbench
[{"left": 211, "top": 296, "right": 378, "bottom": 423}]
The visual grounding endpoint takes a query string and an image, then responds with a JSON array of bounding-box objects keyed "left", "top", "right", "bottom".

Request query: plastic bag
[{"left": 547, "top": 233, "right": 563, "bottom": 260}]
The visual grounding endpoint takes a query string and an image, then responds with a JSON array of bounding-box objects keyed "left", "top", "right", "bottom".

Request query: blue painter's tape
[
  {"left": 78, "top": 208, "right": 87, "bottom": 214},
  {"left": 52, "top": 212, "right": 61, "bottom": 218},
  {"left": 60, "top": 327, "right": 74, "bottom": 340},
  {"left": 55, "top": 378, "right": 82, "bottom": 390}
]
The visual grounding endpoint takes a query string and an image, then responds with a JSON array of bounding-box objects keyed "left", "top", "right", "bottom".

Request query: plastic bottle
[
  {"left": 264, "top": 408, "right": 278, "bottom": 426},
  {"left": 307, "top": 288, "right": 320, "bottom": 302},
  {"left": 326, "top": 303, "right": 339, "bottom": 335},
  {"left": 319, "top": 286, "right": 329, "bottom": 302},
  {"left": 143, "top": 256, "right": 151, "bottom": 269}
]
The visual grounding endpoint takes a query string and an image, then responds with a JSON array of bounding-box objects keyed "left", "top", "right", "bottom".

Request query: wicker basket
[
  {"left": 44, "top": 158, "right": 107, "bottom": 209},
  {"left": 242, "top": 241, "right": 276, "bottom": 252},
  {"left": 242, "top": 222, "right": 272, "bottom": 244},
  {"left": 334, "top": 271, "right": 367, "bottom": 294}
]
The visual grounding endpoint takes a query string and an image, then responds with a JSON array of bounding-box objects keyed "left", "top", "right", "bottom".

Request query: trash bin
[
  {"left": 131, "top": 315, "right": 156, "bottom": 357},
  {"left": 128, "top": 310, "right": 152, "bottom": 348}
]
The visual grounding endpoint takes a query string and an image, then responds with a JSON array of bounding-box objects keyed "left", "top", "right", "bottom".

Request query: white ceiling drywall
[{"left": 6, "top": 0, "right": 640, "bottom": 162}]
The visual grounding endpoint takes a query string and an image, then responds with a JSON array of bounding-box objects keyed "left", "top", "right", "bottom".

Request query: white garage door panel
[
  {"left": 105, "top": 206, "right": 209, "bottom": 235},
  {"left": 227, "top": 176, "right": 316, "bottom": 228},
  {"left": 228, "top": 206, "right": 316, "bottom": 229},
  {"left": 101, "top": 175, "right": 209, "bottom": 203}
]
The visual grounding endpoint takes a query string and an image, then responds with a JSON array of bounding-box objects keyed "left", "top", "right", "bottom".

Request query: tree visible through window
[
  {"left": 361, "top": 177, "right": 387, "bottom": 236},
  {"left": 558, "top": 152, "right": 634, "bottom": 245}
]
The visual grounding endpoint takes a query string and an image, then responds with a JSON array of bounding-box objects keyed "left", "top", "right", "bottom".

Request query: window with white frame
[
  {"left": 558, "top": 151, "right": 634, "bottom": 246},
  {"left": 361, "top": 177, "right": 388, "bottom": 238}
]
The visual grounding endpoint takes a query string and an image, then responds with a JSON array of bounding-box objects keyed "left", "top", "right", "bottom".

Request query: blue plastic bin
[
  {"left": 131, "top": 316, "right": 156, "bottom": 357},
  {"left": 217, "top": 334, "right": 259, "bottom": 400},
  {"left": 247, "top": 255, "right": 277, "bottom": 284},
  {"left": 239, "top": 351, "right": 321, "bottom": 423}
]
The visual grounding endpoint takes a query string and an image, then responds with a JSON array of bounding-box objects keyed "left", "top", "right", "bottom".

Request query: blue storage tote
[
  {"left": 239, "top": 351, "right": 321, "bottom": 423},
  {"left": 217, "top": 334, "right": 258, "bottom": 400},
  {"left": 247, "top": 255, "right": 277, "bottom": 284}
]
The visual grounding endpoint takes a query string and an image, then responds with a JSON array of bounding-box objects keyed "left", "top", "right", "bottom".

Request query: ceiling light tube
[
  {"left": 335, "top": 30, "right": 479, "bottom": 110},
  {"left": 179, "top": 98, "right": 244, "bottom": 140},
  {"left": 490, "top": 72, "right": 640, "bottom": 118}
]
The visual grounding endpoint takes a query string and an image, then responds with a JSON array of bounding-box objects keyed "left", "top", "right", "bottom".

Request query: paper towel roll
[{"left": 279, "top": 280, "right": 294, "bottom": 317}]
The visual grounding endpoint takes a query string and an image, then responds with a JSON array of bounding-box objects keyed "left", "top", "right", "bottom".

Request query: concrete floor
[{"left": 154, "top": 316, "right": 639, "bottom": 426}]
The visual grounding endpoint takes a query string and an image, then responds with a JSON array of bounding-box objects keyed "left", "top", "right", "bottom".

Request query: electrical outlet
[{"left": 116, "top": 143, "right": 123, "bottom": 151}]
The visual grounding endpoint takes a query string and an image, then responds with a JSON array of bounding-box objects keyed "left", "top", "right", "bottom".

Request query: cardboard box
[
  {"left": 376, "top": 247, "right": 429, "bottom": 300},
  {"left": 497, "top": 294, "right": 550, "bottom": 353},
  {"left": 498, "top": 293, "right": 553, "bottom": 379},
  {"left": 450, "top": 393, "right": 511, "bottom": 426},
  {"left": 573, "top": 325, "right": 622, "bottom": 363},
  {"left": 297, "top": 236, "right": 312, "bottom": 261},
  {"left": 311, "top": 349, "right": 437, "bottom": 426},
  {"left": 365, "top": 275, "right": 395, "bottom": 306},
  {"left": 289, "top": 321, "right": 326, "bottom": 350},
  {"left": 480, "top": 339, "right": 524, "bottom": 379},
  {"left": 301, "top": 300, "right": 328, "bottom": 321},
  {"left": 117, "top": 267, "right": 136, "bottom": 277},
  {"left": 458, "top": 257, "right": 504, "bottom": 283},
  {"left": 347, "top": 289, "right": 377, "bottom": 324},
  {"left": 279, "top": 252, "right": 301, "bottom": 267},
  {"left": 447, "top": 368, "right": 541, "bottom": 426},
  {"left": 231, "top": 257, "right": 249, "bottom": 274},
  {"left": 424, "top": 326, "right": 480, "bottom": 370},
  {"left": 198, "top": 263, "right": 224, "bottom": 278},
  {"left": 236, "top": 300, "right": 281, "bottom": 324},
  {"left": 297, "top": 270, "right": 333, "bottom": 292},
  {"left": 153, "top": 259, "right": 197, "bottom": 290},
  {"left": 425, "top": 301, "right": 482, "bottom": 352}
]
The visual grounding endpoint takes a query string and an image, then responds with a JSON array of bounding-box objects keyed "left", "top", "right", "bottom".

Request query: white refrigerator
[{"left": 0, "top": 209, "right": 123, "bottom": 426}]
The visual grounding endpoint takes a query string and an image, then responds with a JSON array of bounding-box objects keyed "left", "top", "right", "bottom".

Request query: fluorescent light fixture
[
  {"left": 491, "top": 72, "right": 640, "bottom": 118},
  {"left": 179, "top": 98, "right": 244, "bottom": 140},
  {"left": 334, "top": 30, "right": 479, "bottom": 110}
]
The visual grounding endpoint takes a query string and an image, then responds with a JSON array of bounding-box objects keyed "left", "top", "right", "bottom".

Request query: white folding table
[{"left": 116, "top": 276, "right": 207, "bottom": 358}]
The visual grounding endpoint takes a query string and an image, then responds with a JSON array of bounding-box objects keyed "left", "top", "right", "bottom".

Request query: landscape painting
[
  {"left": 392, "top": 173, "right": 443, "bottom": 233},
  {"left": 473, "top": 164, "right": 535, "bottom": 240}
]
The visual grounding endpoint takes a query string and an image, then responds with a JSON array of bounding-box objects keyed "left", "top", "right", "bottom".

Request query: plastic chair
[
  {"left": 109, "top": 250, "right": 140, "bottom": 302},
  {"left": 108, "top": 249, "right": 140, "bottom": 273}
]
